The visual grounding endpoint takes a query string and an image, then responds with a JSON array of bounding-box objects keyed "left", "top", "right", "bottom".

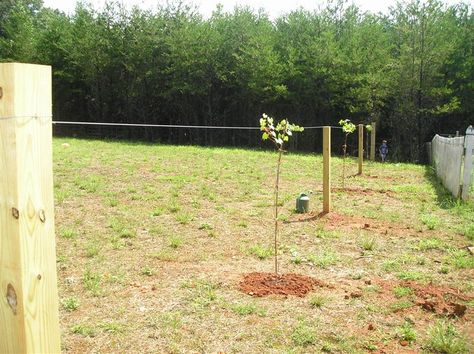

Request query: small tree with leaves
[
  {"left": 339, "top": 119, "right": 356, "bottom": 189},
  {"left": 260, "top": 113, "right": 304, "bottom": 274}
]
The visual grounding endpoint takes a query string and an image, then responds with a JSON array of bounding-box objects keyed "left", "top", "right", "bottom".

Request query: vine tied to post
[{"left": 259, "top": 113, "right": 304, "bottom": 275}]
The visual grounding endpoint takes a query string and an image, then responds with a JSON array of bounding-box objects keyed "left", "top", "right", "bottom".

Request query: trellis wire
[
  {"left": 51, "top": 120, "right": 343, "bottom": 130},
  {"left": 1, "top": 117, "right": 344, "bottom": 130}
]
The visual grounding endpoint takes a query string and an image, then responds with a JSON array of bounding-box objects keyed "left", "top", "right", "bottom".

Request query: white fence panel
[
  {"left": 431, "top": 135, "right": 464, "bottom": 198},
  {"left": 462, "top": 126, "right": 474, "bottom": 200}
]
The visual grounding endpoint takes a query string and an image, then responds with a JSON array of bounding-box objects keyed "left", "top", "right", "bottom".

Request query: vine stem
[
  {"left": 342, "top": 134, "right": 348, "bottom": 189},
  {"left": 274, "top": 149, "right": 283, "bottom": 275}
]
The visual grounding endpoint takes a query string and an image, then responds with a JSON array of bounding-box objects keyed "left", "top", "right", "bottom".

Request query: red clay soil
[
  {"left": 239, "top": 272, "right": 327, "bottom": 297},
  {"left": 332, "top": 187, "right": 395, "bottom": 197},
  {"left": 402, "top": 280, "right": 470, "bottom": 317},
  {"left": 373, "top": 279, "right": 472, "bottom": 318}
]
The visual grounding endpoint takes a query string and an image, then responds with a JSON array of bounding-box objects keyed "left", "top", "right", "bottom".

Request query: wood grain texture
[
  {"left": 323, "top": 126, "right": 331, "bottom": 213},
  {"left": 358, "top": 124, "right": 363, "bottom": 175},
  {"left": 462, "top": 126, "right": 474, "bottom": 201},
  {"left": 370, "top": 122, "right": 376, "bottom": 161},
  {"left": 0, "top": 63, "right": 60, "bottom": 353}
]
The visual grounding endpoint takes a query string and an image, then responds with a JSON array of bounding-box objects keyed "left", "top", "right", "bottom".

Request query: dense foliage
[{"left": 1, "top": 0, "right": 473, "bottom": 161}]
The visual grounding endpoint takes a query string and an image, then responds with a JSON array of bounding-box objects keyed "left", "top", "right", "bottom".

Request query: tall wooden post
[
  {"left": 323, "top": 126, "right": 331, "bottom": 213},
  {"left": 0, "top": 63, "right": 60, "bottom": 353},
  {"left": 462, "top": 126, "right": 474, "bottom": 201},
  {"left": 358, "top": 124, "right": 363, "bottom": 174},
  {"left": 370, "top": 122, "right": 376, "bottom": 161}
]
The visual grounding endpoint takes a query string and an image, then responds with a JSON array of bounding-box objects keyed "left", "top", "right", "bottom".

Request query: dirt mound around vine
[{"left": 239, "top": 272, "right": 327, "bottom": 297}]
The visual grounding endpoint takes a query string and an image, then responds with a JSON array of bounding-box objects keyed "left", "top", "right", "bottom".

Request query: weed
[
  {"left": 315, "top": 229, "right": 341, "bottom": 239},
  {"left": 393, "top": 286, "right": 413, "bottom": 298},
  {"left": 110, "top": 235, "right": 124, "bottom": 250},
  {"left": 382, "top": 259, "right": 402, "bottom": 272},
  {"left": 459, "top": 223, "right": 474, "bottom": 241},
  {"left": 440, "top": 265, "right": 450, "bottom": 274},
  {"left": 149, "top": 225, "right": 165, "bottom": 237},
  {"left": 120, "top": 228, "right": 136, "bottom": 239},
  {"left": 426, "top": 321, "right": 468, "bottom": 354},
  {"left": 198, "top": 223, "right": 213, "bottom": 231},
  {"left": 168, "top": 203, "right": 180, "bottom": 213},
  {"left": 420, "top": 214, "right": 440, "bottom": 230},
  {"left": 100, "top": 322, "right": 124, "bottom": 334},
  {"left": 201, "top": 185, "right": 216, "bottom": 201},
  {"left": 396, "top": 270, "right": 424, "bottom": 281},
  {"left": 291, "top": 321, "right": 316, "bottom": 347},
  {"left": 155, "top": 312, "right": 183, "bottom": 330},
  {"left": 83, "top": 268, "right": 102, "bottom": 296},
  {"left": 62, "top": 297, "right": 79, "bottom": 312},
  {"left": 60, "top": 228, "right": 76, "bottom": 239},
  {"left": 141, "top": 266, "right": 154, "bottom": 276},
  {"left": 390, "top": 300, "right": 414, "bottom": 312},
  {"left": 85, "top": 243, "right": 99, "bottom": 258},
  {"left": 71, "top": 323, "right": 95, "bottom": 337},
  {"left": 183, "top": 278, "right": 219, "bottom": 309},
  {"left": 152, "top": 207, "right": 164, "bottom": 216},
  {"left": 291, "top": 255, "right": 303, "bottom": 264},
  {"left": 359, "top": 236, "right": 376, "bottom": 251},
  {"left": 150, "top": 250, "right": 176, "bottom": 261},
  {"left": 231, "top": 303, "right": 256, "bottom": 315},
  {"left": 309, "top": 295, "right": 329, "bottom": 308},
  {"left": 444, "top": 249, "right": 474, "bottom": 269},
  {"left": 237, "top": 221, "right": 248, "bottom": 228},
  {"left": 168, "top": 235, "right": 183, "bottom": 249},
  {"left": 74, "top": 175, "right": 103, "bottom": 193},
  {"left": 364, "top": 285, "right": 382, "bottom": 293},
  {"left": 176, "top": 212, "right": 193, "bottom": 225},
  {"left": 396, "top": 321, "right": 417, "bottom": 342},
  {"left": 231, "top": 302, "right": 266, "bottom": 316},
  {"left": 418, "top": 237, "right": 444, "bottom": 250},
  {"left": 248, "top": 245, "right": 273, "bottom": 260},
  {"left": 308, "top": 250, "right": 339, "bottom": 268}
]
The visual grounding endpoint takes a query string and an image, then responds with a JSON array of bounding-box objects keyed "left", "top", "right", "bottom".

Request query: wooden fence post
[
  {"left": 370, "top": 122, "right": 376, "bottom": 161},
  {"left": 462, "top": 126, "right": 474, "bottom": 201},
  {"left": 323, "top": 126, "right": 331, "bottom": 213},
  {"left": 0, "top": 63, "right": 61, "bottom": 353},
  {"left": 358, "top": 124, "right": 363, "bottom": 174}
]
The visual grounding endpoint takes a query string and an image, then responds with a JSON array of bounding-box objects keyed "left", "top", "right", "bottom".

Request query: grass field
[{"left": 53, "top": 138, "right": 474, "bottom": 353}]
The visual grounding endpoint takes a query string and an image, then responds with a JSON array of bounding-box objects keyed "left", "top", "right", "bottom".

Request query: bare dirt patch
[
  {"left": 372, "top": 279, "right": 473, "bottom": 318},
  {"left": 363, "top": 174, "right": 399, "bottom": 182},
  {"left": 403, "top": 280, "right": 470, "bottom": 317},
  {"left": 333, "top": 187, "right": 395, "bottom": 197},
  {"left": 322, "top": 212, "right": 414, "bottom": 235},
  {"left": 239, "top": 272, "right": 328, "bottom": 297}
]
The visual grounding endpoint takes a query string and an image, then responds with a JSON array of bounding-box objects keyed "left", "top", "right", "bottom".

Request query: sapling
[
  {"left": 339, "top": 119, "right": 356, "bottom": 189},
  {"left": 260, "top": 113, "right": 303, "bottom": 274}
]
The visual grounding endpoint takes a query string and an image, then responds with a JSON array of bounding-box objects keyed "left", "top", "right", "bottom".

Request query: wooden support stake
[
  {"left": 358, "top": 124, "right": 363, "bottom": 175},
  {"left": 370, "top": 122, "right": 376, "bottom": 161},
  {"left": 323, "top": 126, "right": 331, "bottom": 213},
  {"left": 0, "top": 63, "right": 60, "bottom": 353},
  {"left": 462, "top": 126, "right": 474, "bottom": 201}
]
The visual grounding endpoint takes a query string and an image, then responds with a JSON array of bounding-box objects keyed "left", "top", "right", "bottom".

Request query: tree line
[{"left": 1, "top": 0, "right": 473, "bottom": 161}]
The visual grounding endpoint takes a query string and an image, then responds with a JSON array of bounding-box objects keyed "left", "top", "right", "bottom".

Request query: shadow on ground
[{"left": 423, "top": 164, "right": 473, "bottom": 211}]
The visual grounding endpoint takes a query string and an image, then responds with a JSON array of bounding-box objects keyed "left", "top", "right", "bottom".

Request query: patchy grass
[
  {"left": 309, "top": 294, "right": 330, "bottom": 308},
  {"left": 248, "top": 244, "right": 273, "bottom": 260},
  {"left": 396, "top": 321, "right": 417, "bottom": 342},
  {"left": 426, "top": 321, "right": 468, "bottom": 354},
  {"left": 53, "top": 138, "right": 474, "bottom": 353},
  {"left": 393, "top": 286, "right": 413, "bottom": 298}
]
